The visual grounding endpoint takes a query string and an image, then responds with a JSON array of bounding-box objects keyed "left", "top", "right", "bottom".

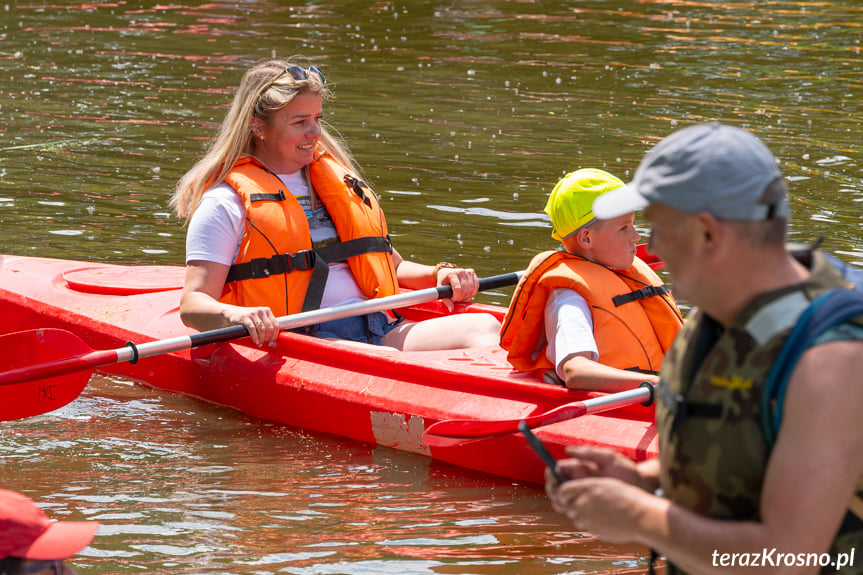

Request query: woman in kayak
[{"left": 170, "top": 59, "right": 500, "bottom": 350}]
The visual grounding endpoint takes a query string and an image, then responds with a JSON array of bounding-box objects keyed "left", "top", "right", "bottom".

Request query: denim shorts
[{"left": 303, "top": 311, "right": 398, "bottom": 345}]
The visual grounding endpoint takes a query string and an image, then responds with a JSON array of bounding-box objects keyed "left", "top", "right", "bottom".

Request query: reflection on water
[
  {"left": 0, "top": 1, "right": 861, "bottom": 573},
  {"left": 1, "top": 376, "right": 647, "bottom": 574}
]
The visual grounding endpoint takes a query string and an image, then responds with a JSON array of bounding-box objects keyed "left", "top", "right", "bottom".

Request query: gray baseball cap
[{"left": 593, "top": 123, "right": 789, "bottom": 221}]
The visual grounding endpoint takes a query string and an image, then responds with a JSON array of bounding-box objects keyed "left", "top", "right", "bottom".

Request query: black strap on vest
[
  {"left": 226, "top": 250, "right": 319, "bottom": 283},
  {"left": 224, "top": 250, "right": 329, "bottom": 313},
  {"left": 250, "top": 190, "right": 287, "bottom": 202},
  {"left": 344, "top": 175, "right": 373, "bottom": 207},
  {"left": 224, "top": 236, "right": 393, "bottom": 313},
  {"left": 301, "top": 256, "right": 329, "bottom": 312},
  {"left": 226, "top": 237, "right": 392, "bottom": 284},
  {"left": 314, "top": 236, "right": 392, "bottom": 264},
  {"left": 658, "top": 382, "right": 723, "bottom": 434},
  {"left": 612, "top": 284, "right": 669, "bottom": 307}
]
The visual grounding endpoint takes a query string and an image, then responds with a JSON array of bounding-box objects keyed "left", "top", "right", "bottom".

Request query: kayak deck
[{"left": 0, "top": 254, "right": 658, "bottom": 484}]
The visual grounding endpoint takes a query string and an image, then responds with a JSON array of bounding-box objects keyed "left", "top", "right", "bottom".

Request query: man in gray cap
[{"left": 545, "top": 123, "right": 863, "bottom": 574}]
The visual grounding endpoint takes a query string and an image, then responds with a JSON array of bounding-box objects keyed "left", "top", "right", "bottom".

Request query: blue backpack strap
[{"left": 761, "top": 288, "right": 863, "bottom": 449}]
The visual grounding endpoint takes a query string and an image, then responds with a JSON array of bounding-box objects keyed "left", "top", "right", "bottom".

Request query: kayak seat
[{"left": 63, "top": 265, "right": 186, "bottom": 295}]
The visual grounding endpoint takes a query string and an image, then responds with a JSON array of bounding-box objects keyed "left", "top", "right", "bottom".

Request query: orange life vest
[
  {"left": 500, "top": 250, "right": 683, "bottom": 377},
  {"left": 219, "top": 151, "right": 398, "bottom": 316}
]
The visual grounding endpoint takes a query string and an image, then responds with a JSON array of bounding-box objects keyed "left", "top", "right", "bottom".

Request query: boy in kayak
[
  {"left": 546, "top": 123, "right": 863, "bottom": 573},
  {"left": 0, "top": 489, "right": 98, "bottom": 574},
  {"left": 170, "top": 59, "right": 500, "bottom": 350},
  {"left": 500, "top": 168, "right": 684, "bottom": 392}
]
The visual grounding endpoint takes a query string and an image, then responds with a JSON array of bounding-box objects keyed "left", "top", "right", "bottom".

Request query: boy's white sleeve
[{"left": 544, "top": 288, "right": 599, "bottom": 380}]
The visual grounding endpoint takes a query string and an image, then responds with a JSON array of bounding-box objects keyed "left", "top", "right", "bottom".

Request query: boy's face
[{"left": 587, "top": 213, "right": 641, "bottom": 270}]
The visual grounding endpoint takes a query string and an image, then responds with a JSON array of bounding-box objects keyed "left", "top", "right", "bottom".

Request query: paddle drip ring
[{"left": 124, "top": 341, "right": 140, "bottom": 364}]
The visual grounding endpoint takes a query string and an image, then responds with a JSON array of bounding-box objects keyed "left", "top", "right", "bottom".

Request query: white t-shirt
[
  {"left": 185, "top": 171, "right": 366, "bottom": 308},
  {"left": 544, "top": 288, "right": 599, "bottom": 380}
]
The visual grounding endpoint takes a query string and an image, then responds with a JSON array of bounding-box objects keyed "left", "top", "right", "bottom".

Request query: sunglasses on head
[
  {"left": 285, "top": 65, "right": 325, "bottom": 83},
  {"left": 261, "top": 65, "right": 325, "bottom": 93}
]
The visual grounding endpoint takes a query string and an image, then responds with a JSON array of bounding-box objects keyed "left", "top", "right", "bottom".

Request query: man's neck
[{"left": 706, "top": 249, "right": 810, "bottom": 327}]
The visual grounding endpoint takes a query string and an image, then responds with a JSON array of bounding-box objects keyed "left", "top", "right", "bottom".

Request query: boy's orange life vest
[
  {"left": 500, "top": 250, "right": 683, "bottom": 377},
  {"left": 218, "top": 151, "right": 398, "bottom": 317}
]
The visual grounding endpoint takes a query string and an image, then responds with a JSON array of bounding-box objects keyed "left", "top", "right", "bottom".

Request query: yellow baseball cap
[{"left": 545, "top": 168, "right": 626, "bottom": 241}]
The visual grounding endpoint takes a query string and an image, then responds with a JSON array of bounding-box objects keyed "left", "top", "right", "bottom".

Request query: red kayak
[{"left": 0, "top": 254, "right": 658, "bottom": 484}]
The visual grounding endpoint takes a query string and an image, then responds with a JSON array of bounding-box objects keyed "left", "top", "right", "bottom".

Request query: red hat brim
[{"left": 10, "top": 520, "right": 98, "bottom": 560}]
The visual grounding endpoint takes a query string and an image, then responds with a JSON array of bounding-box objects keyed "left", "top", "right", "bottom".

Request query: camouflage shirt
[{"left": 656, "top": 250, "right": 863, "bottom": 574}]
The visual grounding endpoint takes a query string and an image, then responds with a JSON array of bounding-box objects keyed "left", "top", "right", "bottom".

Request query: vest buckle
[{"left": 295, "top": 250, "right": 317, "bottom": 271}]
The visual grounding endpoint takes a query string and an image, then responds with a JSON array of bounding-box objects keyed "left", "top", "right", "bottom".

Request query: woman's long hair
[{"left": 171, "top": 58, "right": 357, "bottom": 221}]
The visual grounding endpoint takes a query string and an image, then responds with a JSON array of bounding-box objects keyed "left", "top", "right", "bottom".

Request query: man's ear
[{"left": 694, "top": 211, "right": 723, "bottom": 253}]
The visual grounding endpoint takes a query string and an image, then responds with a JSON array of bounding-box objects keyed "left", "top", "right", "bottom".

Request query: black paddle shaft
[{"left": 147, "top": 270, "right": 524, "bottom": 353}]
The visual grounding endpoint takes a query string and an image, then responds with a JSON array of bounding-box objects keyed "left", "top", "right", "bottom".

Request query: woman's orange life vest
[
  {"left": 500, "top": 250, "right": 684, "bottom": 378},
  {"left": 218, "top": 150, "right": 398, "bottom": 317}
]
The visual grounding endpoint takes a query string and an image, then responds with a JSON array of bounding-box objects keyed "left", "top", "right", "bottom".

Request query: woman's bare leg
[{"left": 381, "top": 313, "right": 501, "bottom": 351}]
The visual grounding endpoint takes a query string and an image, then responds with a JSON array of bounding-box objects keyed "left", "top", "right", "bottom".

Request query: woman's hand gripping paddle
[{"left": 0, "top": 271, "right": 524, "bottom": 421}]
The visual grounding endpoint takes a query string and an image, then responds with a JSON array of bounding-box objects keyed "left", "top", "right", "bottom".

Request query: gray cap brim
[{"left": 592, "top": 184, "right": 650, "bottom": 219}]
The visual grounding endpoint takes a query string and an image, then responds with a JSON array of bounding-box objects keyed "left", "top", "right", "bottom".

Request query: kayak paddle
[
  {"left": 422, "top": 382, "right": 655, "bottom": 447},
  {"left": 0, "top": 270, "right": 523, "bottom": 422}
]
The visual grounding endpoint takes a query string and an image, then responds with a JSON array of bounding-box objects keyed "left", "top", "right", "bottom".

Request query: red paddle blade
[
  {"left": 0, "top": 329, "right": 94, "bottom": 421},
  {"left": 423, "top": 417, "right": 523, "bottom": 442},
  {"left": 422, "top": 385, "right": 653, "bottom": 448},
  {"left": 422, "top": 432, "right": 487, "bottom": 448},
  {"left": 422, "top": 403, "right": 589, "bottom": 448}
]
